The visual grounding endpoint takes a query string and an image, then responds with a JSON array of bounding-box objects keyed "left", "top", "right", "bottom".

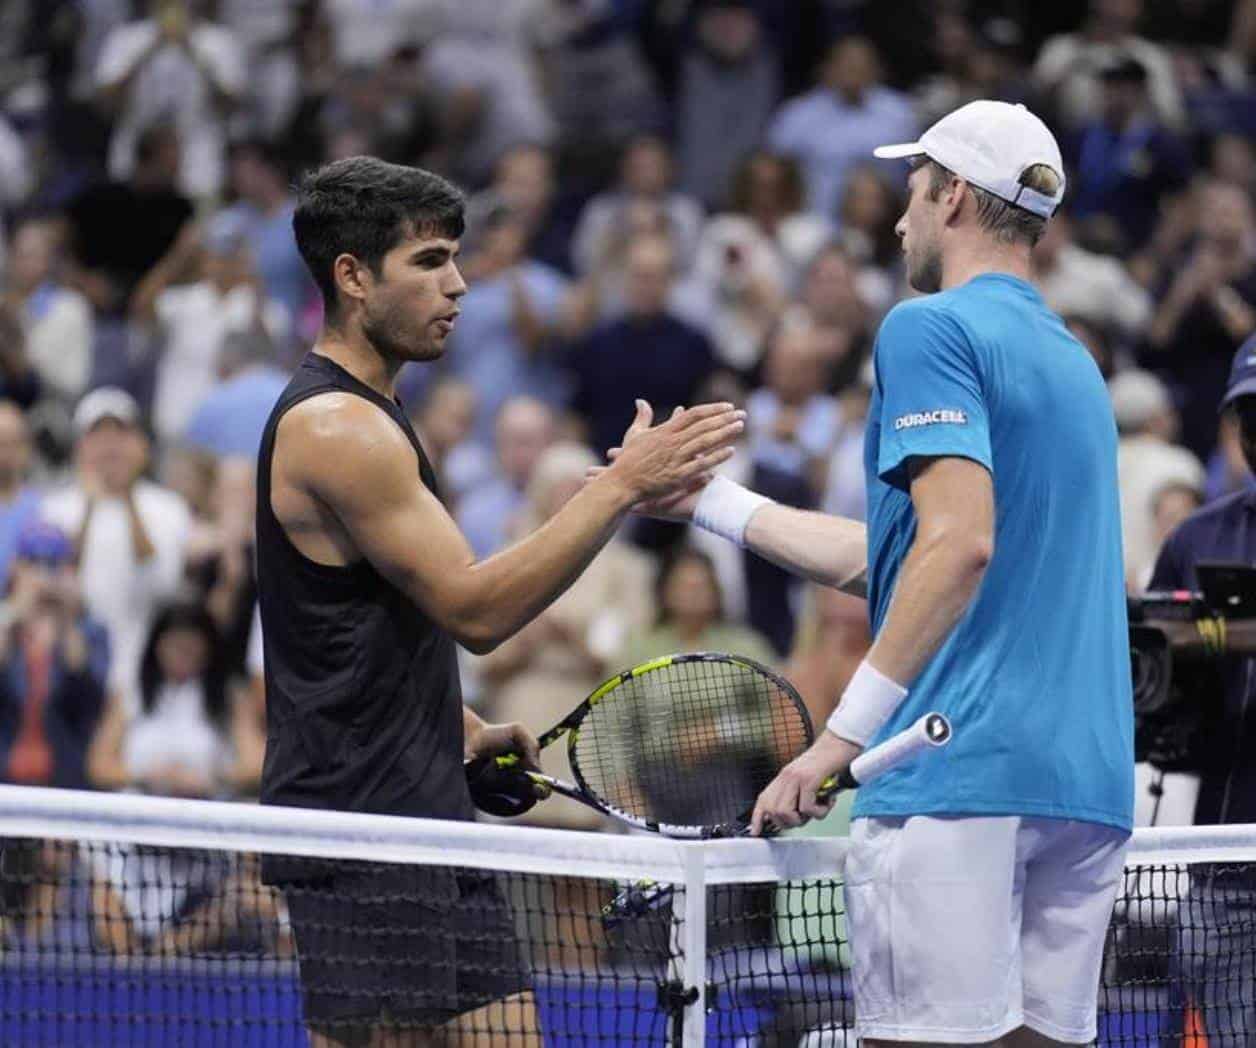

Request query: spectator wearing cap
[
  {"left": 1033, "top": 0, "right": 1184, "bottom": 131},
  {"left": 766, "top": 36, "right": 916, "bottom": 220},
  {"left": 1064, "top": 54, "right": 1192, "bottom": 253},
  {"left": 0, "top": 402, "right": 43, "bottom": 596},
  {"left": 130, "top": 211, "right": 289, "bottom": 445},
  {"left": 41, "top": 388, "right": 190, "bottom": 697},
  {"left": 1148, "top": 337, "right": 1256, "bottom": 1039},
  {"left": 1109, "top": 369, "right": 1204, "bottom": 590},
  {"left": 0, "top": 521, "right": 109, "bottom": 789}
]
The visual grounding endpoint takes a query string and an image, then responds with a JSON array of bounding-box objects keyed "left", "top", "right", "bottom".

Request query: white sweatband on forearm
[
  {"left": 826, "top": 659, "right": 908, "bottom": 747},
  {"left": 691, "top": 475, "right": 772, "bottom": 547}
]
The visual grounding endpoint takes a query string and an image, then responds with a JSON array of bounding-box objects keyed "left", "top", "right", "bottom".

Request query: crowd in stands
[{"left": 0, "top": 0, "right": 1247, "bottom": 937}]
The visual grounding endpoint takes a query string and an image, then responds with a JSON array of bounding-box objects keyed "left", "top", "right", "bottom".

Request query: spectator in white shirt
[
  {"left": 94, "top": 0, "right": 246, "bottom": 200},
  {"left": 130, "top": 212, "right": 289, "bottom": 445},
  {"left": 5, "top": 218, "right": 94, "bottom": 409},
  {"left": 1033, "top": 209, "right": 1152, "bottom": 343},
  {"left": 1109, "top": 369, "right": 1205, "bottom": 590},
  {"left": 41, "top": 388, "right": 191, "bottom": 695}
]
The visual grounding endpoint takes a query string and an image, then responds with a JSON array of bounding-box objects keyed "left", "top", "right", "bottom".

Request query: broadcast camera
[{"left": 1128, "top": 562, "right": 1256, "bottom": 769}]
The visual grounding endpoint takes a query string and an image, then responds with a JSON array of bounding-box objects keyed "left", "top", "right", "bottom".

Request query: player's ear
[
  {"left": 332, "top": 253, "right": 371, "bottom": 309},
  {"left": 943, "top": 177, "right": 969, "bottom": 226}
]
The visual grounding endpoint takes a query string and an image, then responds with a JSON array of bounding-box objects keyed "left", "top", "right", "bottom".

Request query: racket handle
[{"left": 816, "top": 712, "right": 951, "bottom": 800}]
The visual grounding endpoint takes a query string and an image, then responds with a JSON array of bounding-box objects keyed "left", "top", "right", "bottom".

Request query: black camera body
[{"left": 1128, "top": 562, "right": 1256, "bottom": 769}]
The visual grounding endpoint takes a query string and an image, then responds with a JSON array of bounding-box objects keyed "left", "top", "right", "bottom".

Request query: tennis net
[{"left": 0, "top": 786, "right": 1252, "bottom": 1046}]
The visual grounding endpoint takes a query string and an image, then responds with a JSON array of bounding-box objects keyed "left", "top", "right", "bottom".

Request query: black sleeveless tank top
[{"left": 256, "top": 353, "right": 473, "bottom": 825}]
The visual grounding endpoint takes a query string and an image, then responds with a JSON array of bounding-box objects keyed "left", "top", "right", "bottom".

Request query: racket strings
[{"left": 571, "top": 658, "right": 812, "bottom": 830}]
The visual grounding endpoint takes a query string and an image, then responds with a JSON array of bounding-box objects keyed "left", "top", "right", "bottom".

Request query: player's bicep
[
  {"left": 876, "top": 306, "right": 992, "bottom": 490},
  {"left": 908, "top": 456, "right": 994, "bottom": 550}
]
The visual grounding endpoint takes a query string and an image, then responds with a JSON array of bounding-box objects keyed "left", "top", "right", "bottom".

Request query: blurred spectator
[
  {"left": 131, "top": 213, "right": 289, "bottom": 445},
  {"left": 183, "top": 456, "right": 255, "bottom": 682},
  {"left": 442, "top": 207, "right": 570, "bottom": 445},
  {"left": 1146, "top": 180, "right": 1256, "bottom": 459},
  {"left": 410, "top": 378, "right": 487, "bottom": 502},
  {"left": 181, "top": 331, "right": 289, "bottom": 461},
  {"left": 745, "top": 316, "right": 839, "bottom": 499},
  {"left": 785, "top": 582, "right": 870, "bottom": 732},
  {"left": 916, "top": 15, "right": 1034, "bottom": 129},
  {"left": 0, "top": 112, "right": 33, "bottom": 276},
  {"left": 1064, "top": 55, "right": 1192, "bottom": 253},
  {"left": 1033, "top": 0, "right": 1184, "bottom": 130},
  {"left": 705, "top": 151, "right": 833, "bottom": 298},
  {"left": 95, "top": 0, "right": 246, "bottom": 200},
  {"left": 821, "top": 362, "right": 874, "bottom": 522},
  {"left": 1032, "top": 210, "right": 1152, "bottom": 342},
  {"left": 477, "top": 442, "right": 654, "bottom": 829},
  {"left": 0, "top": 403, "right": 42, "bottom": 594},
  {"left": 469, "top": 144, "right": 576, "bottom": 277},
  {"left": 567, "top": 234, "right": 716, "bottom": 460},
  {"left": 1066, "top": 314, "right": 1119, "bottom": 379},
  {"left": 219, "top": 139, "right": 312, "bottom": 329},
  {"left": 531, "top": 0, "right": 664, "bottom": 161},
  {"left": 457, "top": 398, "right": 557, "bottom": 558},
  {"left": 572, "top": 135, "right": 705, "bottom": 280},
  {"left": 835, "top": 166, "right": 903, "bottom": 282},
  {"left": 1110, "top": 369, "right": 1204, "bottom": 589},
  {"left": 795, "top": 245, "right": 871, "bottom": 392},
  {"left": 618, "top": 546, "right": 775, "bottom": 667},
  {"left": 675, "top": 0, "right": 781, "bottom": 211},
  {"left": 418, "top": 1, "right": 556, "bottom": 186},
  {"left": 1149, "top": 478, "right": 1204, "bottom": 556},
  {"left": 323, "top": 0, "right": 431, "bottom": 67},
  {"left": 87, "top": 600, "right": 260, "bottom": 796},
  {"left": 0, "top": 522, "right": 109, "bottom": 789},
  {"left": 5, "top": 218, "right": 94, "bottom": 409},
  {"left": 64, "top": 123, "right": 193, "bottom": 319},
  {"left": 42, "top": 388, "right": 191, "bottom": 694},
  {"left": 0, "top": 306, "right": 42, "bottom": 411},
  {"left": 1210, "top": 131, "right": 1256, "bottom": 197},
  {"left": 766, "top": 36, "right": 916, "bottom": 220}
]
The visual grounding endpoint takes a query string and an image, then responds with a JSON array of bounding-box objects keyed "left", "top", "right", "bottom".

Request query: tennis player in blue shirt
[{"left": 614, "top": 101, "right": 1134, "bottom": 1045}]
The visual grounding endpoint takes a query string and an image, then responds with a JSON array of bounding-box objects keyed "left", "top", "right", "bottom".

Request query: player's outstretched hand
[
  {"left": 749, "top": 731, "right": 861, "bottom": 836},
  {"left": 467, "top": 719, "right": 542, "bottom": 774},
  {"left": 601, "top": 400, "right": 743, "bottom": 504}
]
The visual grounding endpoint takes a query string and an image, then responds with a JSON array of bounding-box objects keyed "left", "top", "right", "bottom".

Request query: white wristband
[
  {"left": 691, "top": 475, "right": 772, "bottom": 547},
  {"left": 826, "top": 660, "right": 908, "bottom": 747}
]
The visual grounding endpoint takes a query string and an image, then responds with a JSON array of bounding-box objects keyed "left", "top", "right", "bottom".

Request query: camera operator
[{"left": 1144, "top": 336, "right": 1256, "bottom": 1040}]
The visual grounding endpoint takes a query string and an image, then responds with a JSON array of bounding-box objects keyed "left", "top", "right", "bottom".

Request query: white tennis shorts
[{"left": 844, "top": 814, "right": 1129, "bottom": 1044}]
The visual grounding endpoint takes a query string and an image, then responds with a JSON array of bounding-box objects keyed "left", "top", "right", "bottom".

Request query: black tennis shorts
[{"left": 281, "top": 862, "right": 532, "bottom": 1032}]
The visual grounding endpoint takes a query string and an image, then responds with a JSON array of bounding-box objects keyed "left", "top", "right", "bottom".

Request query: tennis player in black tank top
[{"left": 260, "top": 158, "right": 744, "bottom": 1046}]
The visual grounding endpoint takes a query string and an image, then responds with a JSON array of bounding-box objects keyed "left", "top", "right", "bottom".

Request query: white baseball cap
[
  {"left": 873, "top": 100, "right": 1066, "bottom": 219},
  {"left": 74, "top": 386, "right": 140, "bottom": 436}
]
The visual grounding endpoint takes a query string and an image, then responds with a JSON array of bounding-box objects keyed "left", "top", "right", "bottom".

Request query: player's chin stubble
[{"left": 908, "top": 242, "right": 943, "bottom": 295}]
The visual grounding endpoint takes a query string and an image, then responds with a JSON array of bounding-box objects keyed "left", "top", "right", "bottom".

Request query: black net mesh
[
  {"left": 705, "top": 862, "right": 1256, "bottom": 1047},
  {"left": 0, "top": 838, "right": 684, "bottom": 1046},
  {"left": 0, "top": 836, "right": 1253, "bottom": 1045},
  {"left": 573, "top": 658, "right": 812, "bottom": 829}
]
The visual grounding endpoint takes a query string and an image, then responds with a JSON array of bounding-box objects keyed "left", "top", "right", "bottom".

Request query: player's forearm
[
  {"left": 866, "top": 527, "right": 991, "bottom": 686},
  {"left": 744, "top": 503, "right": 868, "bottom": 597},
  {"left": 447, "top": 477, "right": 633, "bottom": 653}
]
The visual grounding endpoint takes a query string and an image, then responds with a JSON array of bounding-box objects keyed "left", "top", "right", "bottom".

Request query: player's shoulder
[
  {"left": 877, "top": 294, "right": 973, "bottom": 356},
  {"left": 279, "top": 390, "right": 413, "bottom": 464}
]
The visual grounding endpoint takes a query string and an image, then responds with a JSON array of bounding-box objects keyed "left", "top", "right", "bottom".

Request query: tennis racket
[{"left": 465, "top": 651, "right": 951, "bottom": 839}]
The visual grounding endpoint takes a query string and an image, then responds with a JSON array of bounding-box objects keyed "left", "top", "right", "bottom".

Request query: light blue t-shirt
[{"left": 853, "top": 274, "right": 1134, "bottom": 833}]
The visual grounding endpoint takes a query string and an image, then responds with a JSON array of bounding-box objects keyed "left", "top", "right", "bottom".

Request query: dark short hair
[{"left": 293, "top": 156, "right": 466, "bottom": 316}]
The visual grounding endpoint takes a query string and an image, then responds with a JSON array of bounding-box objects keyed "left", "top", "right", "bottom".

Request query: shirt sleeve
[{"left": 874, "top": 302, "right": 993, "bottom": 490}]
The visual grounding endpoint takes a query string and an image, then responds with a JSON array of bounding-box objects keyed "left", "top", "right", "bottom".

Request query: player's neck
[
  {"left": 313, "top": 328, "right": 402, "bottom": 400},
  {"left": 940, "top": 239, "right": 1033, "bottom": 291}
]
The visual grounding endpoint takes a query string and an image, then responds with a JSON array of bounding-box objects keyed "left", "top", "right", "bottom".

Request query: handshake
[{"left": 586, "top": 399, "right": 746, "bottom": 520}]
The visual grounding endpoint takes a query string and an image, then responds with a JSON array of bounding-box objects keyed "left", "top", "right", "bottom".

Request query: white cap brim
[{"left": 873, "top": 142, "right": 927, "bottom": 159}]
